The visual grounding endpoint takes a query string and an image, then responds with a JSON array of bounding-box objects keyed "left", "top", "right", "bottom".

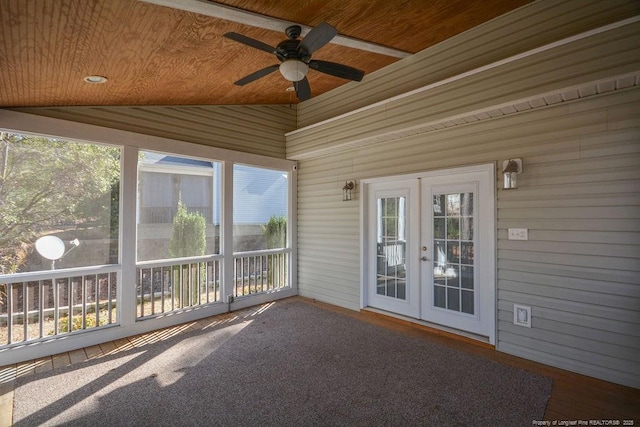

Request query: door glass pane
[
  {"left": 376, "top": 196, "right": 406, "bottom": 300},
  {"left": 447, "top": 287, "right": 460, "bottom": 311},
  {"left": 461, "top": 265, "right": 474, "bottom": 289},
  {"left": 461, "top": 242, "right": 474, "bottom": 265},
  {"left": 432, "top": 192, "right": 474, "bottom": 314},
  {"left": 434, "top": 285, "right": 445, "bottom": 308},
  {"left": 461, "top": 289, "right": 474, "bottom": 314}
]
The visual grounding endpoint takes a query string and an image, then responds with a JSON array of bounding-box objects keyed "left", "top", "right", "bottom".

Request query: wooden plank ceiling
[{"left": 0, "top": 0, "right": 532, "bottom": 107}]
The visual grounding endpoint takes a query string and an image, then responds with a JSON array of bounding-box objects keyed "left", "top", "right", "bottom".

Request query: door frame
[{"left": 360, "top": 163, "right": 496, "bottom": 344}]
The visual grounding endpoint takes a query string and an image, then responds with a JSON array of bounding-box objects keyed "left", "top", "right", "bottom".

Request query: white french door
[
  {"left": 364, "top": 164, "right": 495, "bottom": 343},
  {"left": 366, "top": 179, "right": 420, "bottom": 318}
]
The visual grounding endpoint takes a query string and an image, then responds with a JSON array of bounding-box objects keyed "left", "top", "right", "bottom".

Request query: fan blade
[
  {"left": 234, "top": 65, "right": 280, "bottom": 86},
  {"left": 224, "top": 32, "right": 276, "bottom": 55},
  {"left": 294, "top": 77, "right": 311, "bottom": 101},
  {"left": 298, "top": 22, "right": 338, "bottom": 55},
  {"left": 309, "top": 60, "right": 365, "bottom": 82}
]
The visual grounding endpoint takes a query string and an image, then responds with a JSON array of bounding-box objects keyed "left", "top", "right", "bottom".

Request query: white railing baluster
[
  {"left": 67, "top": 278, "right": 73, "bottom": 333},
  {"left": 252, "top": 256, "right": 257, "bottom": 294},
  {"left": 39, "top": 280, "right": 44, "bottom": 339},
  {"left": 150, "top": 267, "right": 155, "bottom": 316},
  {"left": 205, "top": 262, "right": 210, "bottom": 304},
  {"left": 7, "top": 284, "right": 13, "bottom": 344},
  {"left": 171, "top": 266, "right": 176, "bottom": 311},
  {"left": 107, "top": 273, "right": 113, "bottom": 324},
  {"left": 197, "top": 262, "right": 202, "bottom": 305},
  {"left": 95, "top": 274, "right": 100, "bottom": 327},
  {"left": 23, "top": 283, "right": 28, "bottom": 341},
  {"left": 81, "top": 276, "right": 86, "bottom": 330},
  {"left": 54, "top": 279, "right": 59, "bottom": 336}
]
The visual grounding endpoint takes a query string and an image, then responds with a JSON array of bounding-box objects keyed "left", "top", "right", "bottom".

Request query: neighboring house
[
  {"left": 138, "top": 152, "right": 219, "bottom": 225},
  {"left": 138, "top": 153, "right": 288, "bottom": 259},
  {"left": 1, "top": 0, "right": 639, "bottom": 390}
]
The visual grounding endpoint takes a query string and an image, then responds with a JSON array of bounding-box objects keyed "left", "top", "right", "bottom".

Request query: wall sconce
[
  {"left": 342, "top": 180, "right": 355, "bottom": 201},
  {"left": 502, "top": 158, "right": 522, "bottom": 189}
]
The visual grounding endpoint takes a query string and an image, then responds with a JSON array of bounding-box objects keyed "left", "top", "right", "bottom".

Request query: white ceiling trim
[
  {"left": 286, "top": 73, "right": 640, "bottom": 160},
  {"left": 139, "top": 0, "right": 412, "bottom": 59}
]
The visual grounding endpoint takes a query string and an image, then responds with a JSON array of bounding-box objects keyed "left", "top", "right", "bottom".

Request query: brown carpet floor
[{"left": 12, "top": 299, "right": 552, "bottom": 426}]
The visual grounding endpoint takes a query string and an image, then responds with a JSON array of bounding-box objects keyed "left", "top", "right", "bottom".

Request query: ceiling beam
[{"left": 139, "top": 0, "right": 412, "bottom": 59}]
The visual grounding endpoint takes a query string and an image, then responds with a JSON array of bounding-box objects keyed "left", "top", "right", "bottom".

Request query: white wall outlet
[
  {"left": 513, "top": 304, "right": 531, "bottom": 328},
  {"left": 508, "top": 228, "right": 528, "bottom": 240}
]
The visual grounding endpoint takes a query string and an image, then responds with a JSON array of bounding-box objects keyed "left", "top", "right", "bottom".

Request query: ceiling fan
[{"left": 224, "top": 22, "right": 365, "bottom": 101}]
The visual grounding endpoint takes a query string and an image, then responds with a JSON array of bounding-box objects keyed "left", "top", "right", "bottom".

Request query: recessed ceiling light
[{"left": 83, "top": 75, "right": 108, "bottom": 84}]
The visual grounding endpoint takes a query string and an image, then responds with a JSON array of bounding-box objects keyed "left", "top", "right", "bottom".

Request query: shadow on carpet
[{"left": 13, "top": 299, "right": 552, "bottom": 426}]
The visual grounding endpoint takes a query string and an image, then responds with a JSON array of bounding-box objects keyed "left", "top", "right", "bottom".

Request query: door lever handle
[{"left": 420, "top": 256, "right": 429, "bottom": 261}]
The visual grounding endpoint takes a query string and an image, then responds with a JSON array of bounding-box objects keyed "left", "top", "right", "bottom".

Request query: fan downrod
[{"left": 285, "top": 25, "right": 302, "bottom": 40}]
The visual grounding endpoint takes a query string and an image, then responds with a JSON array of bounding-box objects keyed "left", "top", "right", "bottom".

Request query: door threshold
[{"left": 362, "top": 307, "right": 494, "bottom": 349}]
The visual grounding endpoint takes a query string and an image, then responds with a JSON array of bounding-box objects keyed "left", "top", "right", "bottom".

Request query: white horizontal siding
[
  {"left": 296, "top": 86, "right": 640, "bottom": 387},
  {"left": 10, "top": 104, "right": 296, "bottom": 158}
]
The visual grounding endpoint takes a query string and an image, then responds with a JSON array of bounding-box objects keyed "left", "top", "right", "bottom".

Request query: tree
[
  {"left": 261, "top": 214, "right": 287, "bottom": 286},
  {"left": 261, "top": 214, "right": 287, "bottom": 249},
  {"left": 168, "top": 197, "right": 206, "bottom": 306},
  {"left": 168, "top": 197, "right": 206, "bottom": 258},
  {"left": 0, "top": 132, "right": 120, "bottom": 274}
]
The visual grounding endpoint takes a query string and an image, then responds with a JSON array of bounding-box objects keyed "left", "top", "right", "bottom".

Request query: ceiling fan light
[{"left": 279, "top": 60, "right": 308, "bottom": 82}]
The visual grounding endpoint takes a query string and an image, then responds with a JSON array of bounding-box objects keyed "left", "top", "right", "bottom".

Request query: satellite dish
[{"left": 35, "top": 235, "right": 66, "bottom": 260}]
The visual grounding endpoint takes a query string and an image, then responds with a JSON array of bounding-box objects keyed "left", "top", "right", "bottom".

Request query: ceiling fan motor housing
[
  {"left": 276, "top": 39, "right": 308, "bottom": 62},
  {"left": 276, "top": 29, "right": 310, "bottom": 81}
]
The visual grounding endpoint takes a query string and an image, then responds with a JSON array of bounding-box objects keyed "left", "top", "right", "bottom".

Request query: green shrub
[
  {"left": 261, "top": 214, "right": 287, "bottom": 249},
  {"left": 262, "top": 215, "right": 287, "bottom": 285},
  {"left": 168, "top": 198, "right": 206, "bottom": 258},
  {"left": 51, "top": 311, "right": 108, "bottom": 334},
  {"left": 169, "top": 197, "right": 206, "bottom": 306}
]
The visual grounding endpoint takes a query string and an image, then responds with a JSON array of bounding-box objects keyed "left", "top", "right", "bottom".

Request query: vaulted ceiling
[{"left": 0, "top": 0, "right": 532, "bottom": 107}]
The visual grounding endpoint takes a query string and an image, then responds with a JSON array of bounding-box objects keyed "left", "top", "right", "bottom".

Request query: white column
[
  {"left": 221, "top": 161, "right": 234, "bottom": 303},
  {"left": 119, "top": 145, "right": 139, "bottom": 325}
]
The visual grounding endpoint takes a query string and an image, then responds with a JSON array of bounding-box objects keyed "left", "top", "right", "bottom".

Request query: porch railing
[
  {"left": 233, "top": 249, "right": 290, "bottom": 298},
  {"left": 135, "top": 256, "right": 222, "bottom": 319},
  {"left": 0, "top": 266, "right": 119, "bottom": 346},
  {"left": 1, "top": 250, "right": 292, "bottom": 347}
]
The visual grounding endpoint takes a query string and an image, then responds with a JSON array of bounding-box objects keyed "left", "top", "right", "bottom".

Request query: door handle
[{"left": 420, "top": 256, "right": 430, "bottom": 261}]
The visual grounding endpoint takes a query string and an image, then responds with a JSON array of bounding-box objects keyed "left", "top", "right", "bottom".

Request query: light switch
[{"left": 508, "top": 228, "right": 528, "bottom": 240}]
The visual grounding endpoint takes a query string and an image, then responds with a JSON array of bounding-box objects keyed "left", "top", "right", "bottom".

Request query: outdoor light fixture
[
  {"left": 502, "top": 158, "right": 522, "bottom": 190},
  {"left": 279, "top": 60, "right": 309, "bottom": 82},
  {"left": 342, "top": 180, "right": 355, "bottom": 201}
]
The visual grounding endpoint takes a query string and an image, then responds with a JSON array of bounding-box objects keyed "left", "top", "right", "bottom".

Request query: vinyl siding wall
[
  {"left": 10, "top": 104, "right": 295, "bottom": 158},
  {"left": 291, "top": 1, "right": 640, "bottom": 388},
  {"left": 295, "top": 86, "right": 640, "bottom": 389}
]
